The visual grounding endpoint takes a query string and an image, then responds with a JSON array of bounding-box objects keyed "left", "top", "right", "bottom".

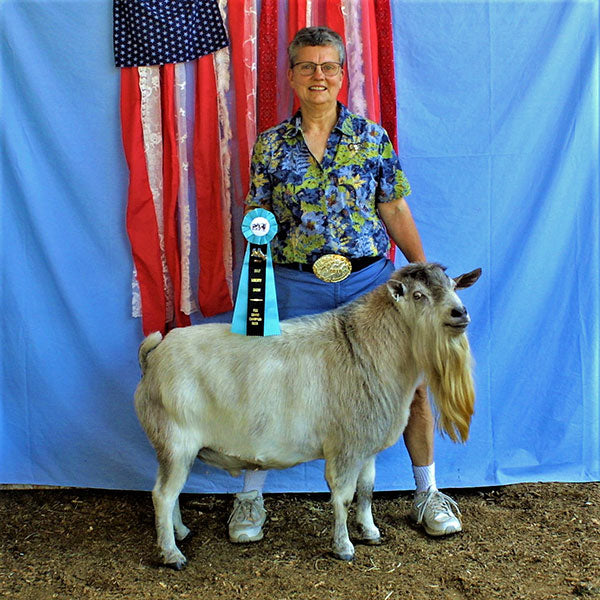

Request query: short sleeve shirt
[{"left": 245, "top": 104, "right": 411, "bottom": 264}]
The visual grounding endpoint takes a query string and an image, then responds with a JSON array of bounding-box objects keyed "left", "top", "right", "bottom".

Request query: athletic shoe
[
  {"left": 411, "top": 487, "right": 462, "bottom": 536},
  {"left": 228, "top": 490, "right": 266, "bottom": 543}
]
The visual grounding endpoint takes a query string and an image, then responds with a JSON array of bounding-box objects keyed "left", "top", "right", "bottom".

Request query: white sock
[
  {"left": 242, "top": 469, "right": 268, "bottom": 494},
  {"left": 412, "top": 463, "right": 437, "bottom": 494}
]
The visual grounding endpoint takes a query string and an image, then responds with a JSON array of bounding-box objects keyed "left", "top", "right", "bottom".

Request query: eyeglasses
[{"left": 292, "top": 61, "right": 342, "bottom": 77}]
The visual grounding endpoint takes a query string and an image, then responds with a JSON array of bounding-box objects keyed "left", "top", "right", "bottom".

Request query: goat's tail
[{"left": 138, "top": 331, "right": 163, "bottom": 375}]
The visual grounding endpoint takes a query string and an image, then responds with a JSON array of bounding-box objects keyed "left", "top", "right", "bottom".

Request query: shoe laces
[
  {"left": 228, "top": 497, "right": 262, "bottom": 525},
  {"left": 415, "top": 489, "right": 461, "bottom": 525}
]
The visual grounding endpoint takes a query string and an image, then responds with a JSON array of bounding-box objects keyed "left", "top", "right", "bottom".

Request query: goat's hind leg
[
  {"left": 152, "top": 442, "right": 197, "bottom": 569},
  {"left": 355, "top": 455, "right": 381, "bottom": 545},
  {"left": 173, "top": 497, "right": 192, "bottom": 542}
]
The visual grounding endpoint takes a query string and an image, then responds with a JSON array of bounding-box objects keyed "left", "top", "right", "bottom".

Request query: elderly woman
[{"left": 228, "top": 26, "right": 462, "bottom": 543}]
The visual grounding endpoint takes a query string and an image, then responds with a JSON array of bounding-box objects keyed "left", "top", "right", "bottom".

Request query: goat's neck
[{"left": 342, "top": 288, "right": 422, "bottom": 381}]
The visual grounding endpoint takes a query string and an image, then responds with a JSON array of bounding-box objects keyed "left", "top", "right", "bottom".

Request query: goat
[{"left": 134, "top": 262, "right": 481, "bottom": 568}]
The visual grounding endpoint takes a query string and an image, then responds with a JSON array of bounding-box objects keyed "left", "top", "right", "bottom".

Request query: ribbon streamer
[{"left": 231, "top": 209, "right": 280, "bottom": 336}]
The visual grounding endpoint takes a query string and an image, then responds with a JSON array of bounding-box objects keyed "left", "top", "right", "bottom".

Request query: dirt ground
[{"left": 0, "top": 482, "right": 598, "bottom": 600}]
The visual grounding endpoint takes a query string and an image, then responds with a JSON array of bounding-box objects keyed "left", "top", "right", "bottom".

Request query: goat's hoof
[
  {"left": 178, "top": 529, "right": 195, "bottom": 544},
  {"left": 357, "top": 536, "right": 381, "bottom": 546},
  {"left": 356, "top": 525, "right": 381, "bottom": 545},
  {"left": 333, "top": 552, "right": 354, "bottom": 562},
  {"left": 332, "top": 551, "right": 355, "bottom": 561},
  {"left": 162, "top": 550, "right": 187, "bottom": 570},
  {"left": 164, "top": 556, "right": 187, "bottom": 570}
]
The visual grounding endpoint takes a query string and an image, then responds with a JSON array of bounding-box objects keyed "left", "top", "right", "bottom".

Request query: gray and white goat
[{"left": 134, "top": 262, "right": 481, "bottom": 568}]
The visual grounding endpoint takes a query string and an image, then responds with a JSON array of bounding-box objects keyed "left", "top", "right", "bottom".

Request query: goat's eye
[{"left": 413, "top": 291, "right": 423, "bottom": 300}]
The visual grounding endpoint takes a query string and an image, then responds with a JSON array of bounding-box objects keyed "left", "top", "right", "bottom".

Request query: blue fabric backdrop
[{"left": 1, "top": 1, "right": 598, "bottom": 493}]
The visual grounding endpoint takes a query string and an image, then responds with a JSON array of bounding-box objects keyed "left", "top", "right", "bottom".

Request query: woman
[{"left": 228, "top": 26, "right": 462, "bottom": 543}]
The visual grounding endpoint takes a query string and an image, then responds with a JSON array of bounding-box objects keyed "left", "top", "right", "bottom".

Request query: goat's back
[{"left": 134, "top": 291, "right": 419, "bottom": 469}]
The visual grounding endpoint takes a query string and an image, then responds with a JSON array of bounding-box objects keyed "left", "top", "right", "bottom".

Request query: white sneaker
[
  {"left": 411, "top": 487, "right": 462, "bottom": 536},
  {"left": 228, "top": 490, "right": 266, "bottom": 543}
]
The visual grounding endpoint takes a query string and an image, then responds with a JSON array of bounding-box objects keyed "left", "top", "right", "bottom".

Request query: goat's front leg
[
  {"left": 355, "top": 455, "right": 381, "bottom": 544},
  {"left": 325, "top": 456, "right": 361, "bottom": 561}
]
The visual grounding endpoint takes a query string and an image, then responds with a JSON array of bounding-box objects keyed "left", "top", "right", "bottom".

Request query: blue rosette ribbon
[{"left": 231, "top": 209, "right": 281, "bottom": 336}]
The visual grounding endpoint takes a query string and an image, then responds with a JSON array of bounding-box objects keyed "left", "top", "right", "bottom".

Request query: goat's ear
[
  {"left": 387, "top": 280, "right": 406, "bottom": 302},
  {"left": 454, "top": 268, "right": 482, "bottom": 289}
]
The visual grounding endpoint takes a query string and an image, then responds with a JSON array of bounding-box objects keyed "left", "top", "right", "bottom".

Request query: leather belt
[{"left": 277, "top": 255, "right": 382, "bottom": 282}]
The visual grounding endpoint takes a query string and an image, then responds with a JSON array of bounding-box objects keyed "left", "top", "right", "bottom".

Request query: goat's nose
[{"left": 451, "top": 306, "right": 468, "bottom": 319}]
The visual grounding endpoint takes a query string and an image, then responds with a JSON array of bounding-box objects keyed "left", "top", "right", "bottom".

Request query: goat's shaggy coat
[{"left": 135, "top": 263, "right": 481, "bottom": 567}]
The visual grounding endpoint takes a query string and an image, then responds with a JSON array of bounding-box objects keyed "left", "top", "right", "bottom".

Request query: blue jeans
[{"left": 274, "top": 258, "right": 395, "bottom": 320}]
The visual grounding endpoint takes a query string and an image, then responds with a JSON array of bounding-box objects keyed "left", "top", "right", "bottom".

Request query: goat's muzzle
[{"left": 444, "top": 306, "right": 470, "bottom": 333}]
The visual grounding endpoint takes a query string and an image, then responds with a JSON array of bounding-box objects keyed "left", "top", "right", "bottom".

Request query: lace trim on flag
[
  {"left": 214, "top": 46, "right": 234, "bottom": 296},
  {"left": 342, "top": 0, "right": 367, "bottom": 118},
  {"left": 213, "top": 1, "right": 232, "bottom": 296},
  {"left": 242, "top": 0, "right": 258, "bottom": 179},
  {"left": 175, "top": 63, "right": 198, "bottom": 315},
  {"left": 138, "top": 65, "right": 175, "bottom": 322},
  {"left": 131, "top": 266, "right": 141, "bottom": 318}
]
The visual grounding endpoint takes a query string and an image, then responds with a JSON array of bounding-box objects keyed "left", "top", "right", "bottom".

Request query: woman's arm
[{"left": 378, "top": 197, "right": 426, "bottom": 263}]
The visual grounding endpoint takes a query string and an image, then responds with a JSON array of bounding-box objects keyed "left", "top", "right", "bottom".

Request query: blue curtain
[{"left": 1, "top": 1, "right": 598, "bottom": 492}]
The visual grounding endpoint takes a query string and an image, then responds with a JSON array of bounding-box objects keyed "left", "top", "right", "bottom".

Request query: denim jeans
[{"left": 274, "top": 258, "right": 395, "bottom": 320}]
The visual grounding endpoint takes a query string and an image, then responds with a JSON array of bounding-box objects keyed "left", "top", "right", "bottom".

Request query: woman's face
[{"left": 287, "top": 44, "right": 343, "bottom": 110}]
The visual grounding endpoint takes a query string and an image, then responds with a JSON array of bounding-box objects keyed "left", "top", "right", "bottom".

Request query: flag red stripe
[
  {"left": 374, "top": 0, "right": 398, "bottom": 261},
  {"left": 228, "top": 0, "right": 252, "bottom": 200},
  {"left": 360, "top": 0, "right": 380, "bottom": 123},
  {"left": 120, "top": 67, "right": 167, "bottom": 335},
  {"left": 375, "top": 0, "right": 398, "bottom": 150},
  {"left": 194, "top": 55, "right": 234, "bottom": 317},
  {"left": 257, "top": 0, "right": 278, "bottom": 132},
  {"left": 288, "top": 0, "right": 307, "bottom": 44}
]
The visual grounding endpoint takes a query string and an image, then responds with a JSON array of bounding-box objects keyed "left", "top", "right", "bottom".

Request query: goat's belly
[
  {"left": 193, "top": 410, "right": 325, "bottom": 471},
  {"left": 198, "top": 442, "right": 321, "bottom": 476}
]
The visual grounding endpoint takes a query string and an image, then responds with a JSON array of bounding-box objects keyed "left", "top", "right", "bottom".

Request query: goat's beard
[{"left": 415, "top": 321, "right": 475, "bottom": 443}]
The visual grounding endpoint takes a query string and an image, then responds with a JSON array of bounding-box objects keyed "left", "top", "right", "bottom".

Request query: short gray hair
[{"left": 288, "top": 26, "right": 345, "bottom": 67}]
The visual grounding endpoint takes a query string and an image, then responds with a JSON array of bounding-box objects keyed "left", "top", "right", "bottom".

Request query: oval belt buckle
[{"left": 312, "top": 254, "right": 352, "bottom": 283}]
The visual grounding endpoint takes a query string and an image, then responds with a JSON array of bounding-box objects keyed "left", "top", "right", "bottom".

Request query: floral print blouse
[{"left": 245, "top": 104, "right": 411, "bottom": 264}]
